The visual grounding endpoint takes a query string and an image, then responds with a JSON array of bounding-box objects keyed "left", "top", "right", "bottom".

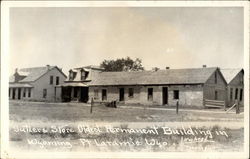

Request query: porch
[
  {"left": 59, "top": 82, "right": 89, "bottom": 103},
  {"left": 9, "top": 83, "right": 33, "bottom": 100}
]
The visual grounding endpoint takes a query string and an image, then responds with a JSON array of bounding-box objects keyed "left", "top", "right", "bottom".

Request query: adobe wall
[
  {"left": 167, "top": 85, "right": 203, "bottom": 107},
  {"left": 89, "top": 84, "right": 204, "bottom": 107},
  {"left": 89, "top": 86, "right": 141, "bottom": 104}
]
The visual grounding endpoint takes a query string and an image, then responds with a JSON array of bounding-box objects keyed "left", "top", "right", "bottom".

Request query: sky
[{"left": 9, "top": 7, "right": 244, "bottom": 74}]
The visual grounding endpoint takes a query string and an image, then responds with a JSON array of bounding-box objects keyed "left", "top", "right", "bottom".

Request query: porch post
[
  {"left": 9, "top": 88, "right": 12, "bottom": 99},
  {"left": 71, "top": 87, "right": 74, "bottom": 100},
  {"left": 54, "top": 87, "right": 57, "bottom": 102}
]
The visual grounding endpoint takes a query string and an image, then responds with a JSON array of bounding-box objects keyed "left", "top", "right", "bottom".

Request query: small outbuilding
[{"left": 220, "top": 68, "right": 244, "bottom": 106}]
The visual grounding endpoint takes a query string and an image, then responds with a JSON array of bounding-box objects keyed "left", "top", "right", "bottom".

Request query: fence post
[
  {"left": 224, "top": 100, "right": 226, "bottom": 111},
  {"left": 176, "top": 100, "right": 179, "bottom": 114},
  {"left": 90, "top": 98, "right": 93, "bottom": 114},
  {"left": 235, "top": 100, "right": 239, "bottom": 114}
]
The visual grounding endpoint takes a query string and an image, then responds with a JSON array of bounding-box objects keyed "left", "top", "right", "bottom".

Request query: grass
[{"left": 9, "top": 101, "right": 244, "bottom": 122}]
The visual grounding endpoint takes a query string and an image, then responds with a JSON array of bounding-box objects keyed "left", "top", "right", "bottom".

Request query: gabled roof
[
  {"left": 220, "top": 68, "right": 243, "bottom": 84},
  {"left": 19, "top": 66, "right": 54, "bottom": 82},
  {"left": 89, "top": 67, "right": 218, "bottom": 86},
  {"left": 9, "top": 66, "right": 67, "bottom": 83}
]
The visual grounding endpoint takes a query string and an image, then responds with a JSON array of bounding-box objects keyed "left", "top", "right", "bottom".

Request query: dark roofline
[
  {"left": 55, "top": 66, "right": 67, "bottom": 78},
  {"left": 74, "top": 65, "right": 104, "bottom": 70},
  {"left": 64, "top": 80, "right": 91, "bottom": 83},
  {"left": 99, "top": 67, "right": 218, "bottom": 73},
  {"left": 89, "top": 83, "right": 204, "bottom": 87}
]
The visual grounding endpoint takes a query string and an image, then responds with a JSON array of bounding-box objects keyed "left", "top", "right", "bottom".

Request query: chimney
[
  {"left": 166, "top": 67, "right": 170, "bottom": 70},
  {"left": 46, "top": 65, "right": 50, "bottom": 70},
  {"left": 14, "top": 68, "right": 19, "bottom": 82},
  {"left": 202, "top": 65, "right": 207, "bottom": 68}
]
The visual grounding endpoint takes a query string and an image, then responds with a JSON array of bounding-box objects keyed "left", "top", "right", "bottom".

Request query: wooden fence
[{"left": 204, "top": 99, "right": 226, "bottom": 109}]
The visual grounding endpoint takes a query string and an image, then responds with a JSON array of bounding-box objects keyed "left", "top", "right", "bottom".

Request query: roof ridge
[
  {"left": 220, "top": 68, "right": 243, "bottom": 70},
  {"left": 20, "top": 65, "right": 55, "bottom": 68},
  {"left": 99, "top": 67, "right": 218, "bottom": 74}
]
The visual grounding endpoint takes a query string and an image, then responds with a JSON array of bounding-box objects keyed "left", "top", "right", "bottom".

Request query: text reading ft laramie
[{"left": 13, "top": 125, "right": 228, "bottom": 138}]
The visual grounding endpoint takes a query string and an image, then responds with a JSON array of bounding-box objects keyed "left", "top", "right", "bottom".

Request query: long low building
[{"left": 59, "top": 66, "right": 232, "bottom": 108}]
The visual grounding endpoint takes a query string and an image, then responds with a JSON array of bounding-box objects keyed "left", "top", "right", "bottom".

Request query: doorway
[
  {"left": 119, "top": 88, "right": 124, "bottom": 101},
  {"left": 162, "top": 87, "right": 168, "bottom": 105},
  {"left": 102, "top": 89, "right": 107, "bottom": 101},
  {"left": 61, "top": 87, "right": 72, "bottom": 102},
  {"left": 80, "top": 87, "right": 89, "bottom": 103}
]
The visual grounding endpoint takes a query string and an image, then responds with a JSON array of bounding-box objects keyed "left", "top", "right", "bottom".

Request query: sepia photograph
[{"left": 1, "top": 1, "right": 249, "bottom": 159}]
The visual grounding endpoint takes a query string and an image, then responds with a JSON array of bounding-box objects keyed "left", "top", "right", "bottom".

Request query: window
[
  {"left": 214, "top": 72, "right": 217, "bottom": 84},
  {"left": 128, "top": 88, "right": 134, "bottom": 98},
  {"left": 230, "top": 88, "right": 233, "bottom": 100},
  {"left": 43, "top": 89, "right": 47, "bottom": 98},
  {"left": 28, "top": 88, "right": 31, "bottom": 98},
  {"left": 9, "top": 88, "right": 11, "bottom": 97},
  {"left": 235, "top": 88, "right": 238, "bottom": 100},
  {"left": 240, "top": 89, "right": 243, "bottom": 101},
  {"left": 81, "top": 71, "right": 89, "bottom": 81},
  {"left": 173, "top": 90, "right": 179, "bottom": 100},
  {"left": 94, "top": 89, "right": 99, "bottom": 100},
  {"left": 102, "top": 89, "right": 107, "bottom": 101},
  {"left": 56, "top": 76, "right": 59, "bottom": 85},
  {"left": 50, "top": 76, "right": 53, "bottom": 85},
  {"left": 148, "top": 88, "right": 153, "bottom": 101},
  {"left": 215, "top": 91, "right": 218, "bottom": 100},
  {"left": 23, "top": 88, "right": 26, "bottom": 97}
]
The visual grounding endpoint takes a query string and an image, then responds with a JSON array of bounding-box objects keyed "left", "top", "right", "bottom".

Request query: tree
[{"left": 100, "top": 57, "right": 144, "bottom": 72}]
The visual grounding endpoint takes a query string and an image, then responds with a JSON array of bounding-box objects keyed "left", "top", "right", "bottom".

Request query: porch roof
[
  {"left": 57, "top": 82, "right": 88, "bottom": 87},
  {"left": 9, "top": 83, "right": 33, "bottom": 88}
]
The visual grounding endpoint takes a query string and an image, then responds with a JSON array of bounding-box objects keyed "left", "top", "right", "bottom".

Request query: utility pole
[
  {"left": 235, "top": 100, "right": 240, "bottom": 114},
  {"left": 90, "top": 98, "right": 93, "bottom": 114}
]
